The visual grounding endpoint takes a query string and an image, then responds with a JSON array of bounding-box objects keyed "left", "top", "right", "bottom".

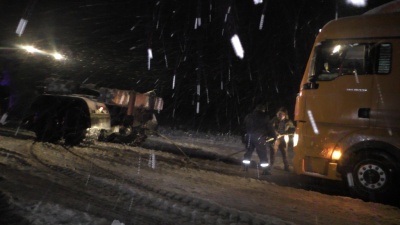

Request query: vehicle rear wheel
[
  {"left": 34, "top": 110, "right": 62, "bottom": 143},
  {"left": 63, "top": 108, "right": 87, "bottom": 146},
  {"left": 348, "top": 151, "right": 398, "bottom": 203}
]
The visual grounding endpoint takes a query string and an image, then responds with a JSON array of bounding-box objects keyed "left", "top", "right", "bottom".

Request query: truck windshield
[{"left": 311, "top": 42, "right": 368, "bottom": 81}]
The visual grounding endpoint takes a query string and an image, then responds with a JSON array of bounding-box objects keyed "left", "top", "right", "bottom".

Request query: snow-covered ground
[{"left": 0, "top": 124, "right": 399, "bottom": 225}]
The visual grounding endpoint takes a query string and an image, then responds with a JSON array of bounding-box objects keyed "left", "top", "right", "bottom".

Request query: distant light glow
[
  {"left": 253, "top": 0, "right": 263, "bottom": 5},
  {"left": 52, "top": 52, "right": 65, "bottom": 60},
  {"left": 230, "top": 34, "right": 244, "bottom": 59},
  {"left": 346, "top": 0, "right": 366, "bottom": 7},
  {"left": 20, "top": 45, "right": 41, "bottom": 53}
]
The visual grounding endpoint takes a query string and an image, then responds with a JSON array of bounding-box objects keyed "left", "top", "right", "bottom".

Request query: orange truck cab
[{"left": 293, "top": 2, "right": 400, "bottom": 202}]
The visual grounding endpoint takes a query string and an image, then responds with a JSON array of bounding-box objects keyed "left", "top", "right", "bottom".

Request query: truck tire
[
  {"left": 349, "top": 151, "right": 398, "bottom": 202},
  {"left": 63, "top": 107, "right": 87, "bottom": 146},
  {"left": 34, "top": 110, "right": 62, "bottom": 143}
]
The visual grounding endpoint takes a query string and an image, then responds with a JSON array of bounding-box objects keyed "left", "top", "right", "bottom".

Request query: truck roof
[
  {"left": 317, "top": 12, "right": 400, "bottom": 42},
  {"left": 364, "top": 0, "right": 400, "bottom": 15}
]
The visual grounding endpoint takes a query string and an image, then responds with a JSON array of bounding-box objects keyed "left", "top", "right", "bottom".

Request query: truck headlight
[{"left": 332, "top": 149, "right": 342, "bottom": 160}]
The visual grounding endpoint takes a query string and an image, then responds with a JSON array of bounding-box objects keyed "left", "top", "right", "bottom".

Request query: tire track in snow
[{"left": 27, "top": 142, "right": 293, "bottom": 225}]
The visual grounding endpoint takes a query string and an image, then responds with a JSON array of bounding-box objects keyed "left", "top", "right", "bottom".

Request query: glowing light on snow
[
  {"left": 253, "top": 0, "right": 263, "bottom": 5},
  {"left": 307, "top": 110, "right": 319, "bottom": 134},
  {"left": 259, "top": 14, "right": 265, "bottom": 30},
  {"left": 16, "top": 18, "right": 28, "bottom": 36},
  {"left": 147, "top": 48, "right": 153, "bottom": 70},
  {"left": 230, "top": 34, "right": 244, "bottom": 59},
  {"left": 346, "top": 0, "right": 366, "bottom": 7}
]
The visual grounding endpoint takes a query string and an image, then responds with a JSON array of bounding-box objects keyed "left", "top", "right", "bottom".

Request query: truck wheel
[
  {"left": 63, "top": 108, "right": 87, "bottom": 146},
  {"left": 34, "top": 110, "right": 62, "bottom": 143},
  {"left": 349, "top": 152, "right": 398, "bottom": 202}
]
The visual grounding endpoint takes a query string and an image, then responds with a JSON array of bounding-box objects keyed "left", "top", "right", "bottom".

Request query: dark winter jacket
[
  {"left": 271, "top": 117, "right": 295, "bottom": 135},
  {"left": 243, "top": 110, "right": 276, "bottom": 139}
]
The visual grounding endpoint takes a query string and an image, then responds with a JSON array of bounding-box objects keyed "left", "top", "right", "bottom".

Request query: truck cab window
[
  {"left": 376, "top": 43, "right": 392, "bottom": 74},
  {"left": 312, "top": 42, "right": 368, "bottom": 81},
  {"left": 310, "top": 42, "right": 392, "bottom": 83}
]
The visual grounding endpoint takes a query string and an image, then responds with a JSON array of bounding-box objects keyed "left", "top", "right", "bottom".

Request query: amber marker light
[{"left": 332, "top": 149, "right": 342, "bottom": 160}]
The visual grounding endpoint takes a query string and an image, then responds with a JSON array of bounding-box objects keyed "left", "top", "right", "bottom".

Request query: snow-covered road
[{"left": 0, "top": 124, "right": 399, "bottom": 225}]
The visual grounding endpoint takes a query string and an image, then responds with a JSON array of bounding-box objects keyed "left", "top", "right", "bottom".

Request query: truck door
[
  {"left": 296, "top": 41, "right": 376, "bottom": 175},
  {"left": 370, "top": 41, "right": 400, "bottom": 134}
]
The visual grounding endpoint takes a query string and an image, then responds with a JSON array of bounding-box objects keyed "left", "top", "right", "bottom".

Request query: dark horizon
[{"left": 0, "top": 0, "right": 394, "bottom": 133}]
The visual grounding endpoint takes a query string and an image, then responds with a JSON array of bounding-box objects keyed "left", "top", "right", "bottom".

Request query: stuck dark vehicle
[{"left": 24, "top": 79, "right": 163, "bottom": 146}]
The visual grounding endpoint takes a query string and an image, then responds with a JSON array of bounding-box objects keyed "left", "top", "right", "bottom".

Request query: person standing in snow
[
  {"left": 270, "top": 107, "right": 295, "bottom": 172},
  {"left": 242, "top": 104, "right": 276, "bottom": 175}
]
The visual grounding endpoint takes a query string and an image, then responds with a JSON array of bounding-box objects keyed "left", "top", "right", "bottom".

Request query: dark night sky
[{"left": 0, "top": 0, "right": 394, "bottom": 133}]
